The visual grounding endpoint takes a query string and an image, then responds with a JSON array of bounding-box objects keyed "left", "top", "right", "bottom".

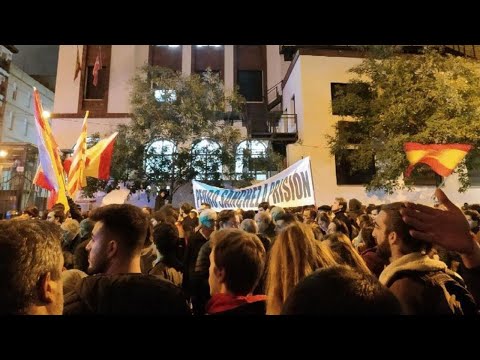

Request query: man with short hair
[
  {"left": 206, "top": 228, "right": 267, "bottom": 315},
  {"left": 47, "top": 208, "right": 65, "bottom": 225},
  {"left": 254, "top": 211, "right": 276, "bottom": 242},
  {"left": 332, "top": 197, "right": 352, "bottom": 238},
  {"left": 374, "top": 202, "right": 476, "bottom": 315},
  {"left": 0, "top": 220, "right": 64, "bottom": 315},
  {"left": 63, "top": 204, "right": 190, "bottom": 315},
  {"left": 258, "top": 202, "right": 270, "bottom": 213}
]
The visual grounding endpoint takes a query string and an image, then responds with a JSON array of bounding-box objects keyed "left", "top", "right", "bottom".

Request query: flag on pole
[
  {"left": 66, "top": 111, "right": 89, "bottom": 197},
  {"left": 64, "top": 132, "right": 118, "bottom": 181},
  {"left": 32, "top": 88, "right": 69, "bottom": 212},
  {"left": 74, "top": 45, "right": 82, "bottom": 81},
  {"left": 404, "top": 142, "right": 473, "bottom": 177},
  {"left": 92, "top": 46, "right": 102, "bottom": 87}
]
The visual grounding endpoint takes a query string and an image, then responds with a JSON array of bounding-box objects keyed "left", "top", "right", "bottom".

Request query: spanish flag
[
  {"left": 64, "top": 132, "right": 118, "bottom": 181},
  {"left": 404, "top": 142, "right": 472, "bottom": 178}
]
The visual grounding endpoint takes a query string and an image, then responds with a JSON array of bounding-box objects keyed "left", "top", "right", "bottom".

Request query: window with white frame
[
  {"left": 191, "top": 139, "right": 222, "bottom": 180},
  {"left": 8, "top": 111, "right": 13, "bottom": 130},
  {"left": 235, "top": 140, "right": 268, "bottom": 180},
  {"left": 12, "top": 82, "right": 17, "bottom": 101},
  {"left": 144, "top": 139, "right": 176, "bottom": 176}
]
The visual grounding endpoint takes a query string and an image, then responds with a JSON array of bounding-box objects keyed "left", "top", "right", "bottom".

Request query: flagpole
[
  {"left": 434, "top": 174, "right": 445, "bottom": 188},
  {"left": 432, "top": 174, "right": 445, "bottom": 204}
]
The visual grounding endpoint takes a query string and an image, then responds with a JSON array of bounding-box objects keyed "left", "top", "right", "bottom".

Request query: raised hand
[{"left": 400, "top": 188, "right": 480, "bottom": 268}]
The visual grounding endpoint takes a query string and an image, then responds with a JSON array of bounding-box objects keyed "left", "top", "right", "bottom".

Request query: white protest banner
[{"left": 192, "top": 157, "right": 315, "bottom": 211}]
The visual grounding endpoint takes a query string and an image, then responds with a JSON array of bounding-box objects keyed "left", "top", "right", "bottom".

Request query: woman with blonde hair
[
  {"left": 265, "top": 222, "right": 337, "bottom": 315},
  {"left": 321, "top": 232, "right": 372, "bottom": 275}
]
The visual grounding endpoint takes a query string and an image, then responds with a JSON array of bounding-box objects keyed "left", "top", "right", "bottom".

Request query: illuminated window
[
  {"left": 235, "top": 140, "right": 268, "bottom": 180},
  {"left": 154, "top": 89, "right": 176, "bottom": 103},
  {"left": 191, "top": 139, "right": 221, "bottom": 180},
  {"left": 145, "top": 139, "right": 176, "bottom": 176}
]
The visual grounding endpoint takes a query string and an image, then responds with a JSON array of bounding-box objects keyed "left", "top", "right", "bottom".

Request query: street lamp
[{"left": 0, "top": 150, "right": 7, "bottom": 158}]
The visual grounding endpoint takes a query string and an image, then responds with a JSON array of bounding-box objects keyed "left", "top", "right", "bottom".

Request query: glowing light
[{"left": 0, "top": 150, "right": 8, "bottom": 157}]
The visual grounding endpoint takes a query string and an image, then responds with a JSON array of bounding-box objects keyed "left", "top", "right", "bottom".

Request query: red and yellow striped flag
[
  {"left": 404, "top": 142, "right": 472, "bottom": 177},
  {"left": 32, "top": 88, "right": 69, "bottom": 212},
  {"left": 64, "top": 132, "right": 118, "bottom": 181},
  {"left": 66, "top": 111, "right": 89, "bottom": 197}
]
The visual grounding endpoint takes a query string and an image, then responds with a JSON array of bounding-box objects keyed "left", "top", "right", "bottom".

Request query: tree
[
  {"left": 327, "top": 46, "right": 480, "bottom": 194},
  {"left": 83, "top": 65, "right": 283, "bottom": 199}
]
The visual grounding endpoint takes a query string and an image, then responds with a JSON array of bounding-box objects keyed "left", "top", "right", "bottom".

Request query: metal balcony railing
[
  {"left": 267, "top": 81, "right": 282, "bottom": 104},
  {"left": 269, "top": 113, "right": 297, "bottom": 135}
]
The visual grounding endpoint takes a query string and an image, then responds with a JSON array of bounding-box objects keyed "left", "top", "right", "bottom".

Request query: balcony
[{"left": 251, "top": 112, "right": 298, "bottom": 143}]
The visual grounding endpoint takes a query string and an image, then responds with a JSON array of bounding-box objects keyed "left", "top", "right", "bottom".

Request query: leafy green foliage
[{"left": 327, "top": 46, "right": 480, "bottom": 193}]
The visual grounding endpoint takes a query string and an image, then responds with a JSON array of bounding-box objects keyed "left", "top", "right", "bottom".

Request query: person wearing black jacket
[{"left": 63, "top": 204, "right": 190, "bottom": 315}]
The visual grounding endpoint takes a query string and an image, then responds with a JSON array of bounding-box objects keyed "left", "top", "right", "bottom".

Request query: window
[
  {"left": 465, "top": 149, "right": 480, "bottom": 186},
  {"left": 235, "top": 140, "right": 268, "bottom": 180},
  {"left": 85, "top": 65, "right": 107, "bottom": 100},
  {"left": 7, "top": 111, "right": 13, "bottom": 130},
  {"left": 24, "top": 93, "right": 30, "bottom": 108},
  {"left": 192, "top": 46, "right": 224, "bottom": 81},
  {"left": 191, "top": 139, "right": 221, "bottom": 181},
  {"left": 237, "top": 70, "right": 263, "bottom": 102},
  {"left": 145, "top": 140, "right": 176, "bottom": 176},
  {"left": 335, "top": 149, "right": 376, "bottom": 185},
  {"left": 80, "top": 45, "right": 111, "bottom": 113},
  {"left": 12, "top": 82, "right": 17, "bottom": 101},
  {"left": 154, "top": 89, "right": 176, "bottom": 103},
  {"left": 23, "top": 118, "right": 28, "bottom": 136},
  {"left": 149, "top": 45, "right": 182, "bottom": 71},
  {"left": 335, "top": 121, "right": 375, "bottom": 185},
  {"left": 331, "top": 82, "right": 371, "bottom": 116},
  {"left": 469, "top": 167, "right": 480, "bottom": 186}
]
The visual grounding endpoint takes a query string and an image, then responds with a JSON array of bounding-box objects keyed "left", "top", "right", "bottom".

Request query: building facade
[
  {"left": 52, "top": 45, "right": 294, "bottom": 147},
  {"left": 2, "top": 63, "right": 54, "bottom": 143},
  {"left": 52, "top": 44, "right": 480, "bottom": 207},
  {"left": 0, "top": 46, "right": 51, "bottom": 215},
  {"left": 281, "top": 46, "right": 480, "bottom": 206}
]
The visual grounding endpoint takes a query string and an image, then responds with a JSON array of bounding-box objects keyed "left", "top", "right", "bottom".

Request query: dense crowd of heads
[{"left": 1, "top": 191, "right": 479, "bottom": 315}]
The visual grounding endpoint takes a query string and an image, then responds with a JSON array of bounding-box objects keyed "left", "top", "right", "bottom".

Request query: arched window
[
  {"left": 235, "top": 140, "right": 268, "bottom": 180},
  {"left": 145, "top": 139, "right": 176, "bottom": 176},
  {"left": 191, "top": 139, "right": 221, "bottom": 181}
]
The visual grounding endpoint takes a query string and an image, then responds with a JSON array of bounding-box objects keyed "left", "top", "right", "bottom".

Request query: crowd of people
[{"left": 1, "top": 189, "right": 479, "bottom": 315}]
